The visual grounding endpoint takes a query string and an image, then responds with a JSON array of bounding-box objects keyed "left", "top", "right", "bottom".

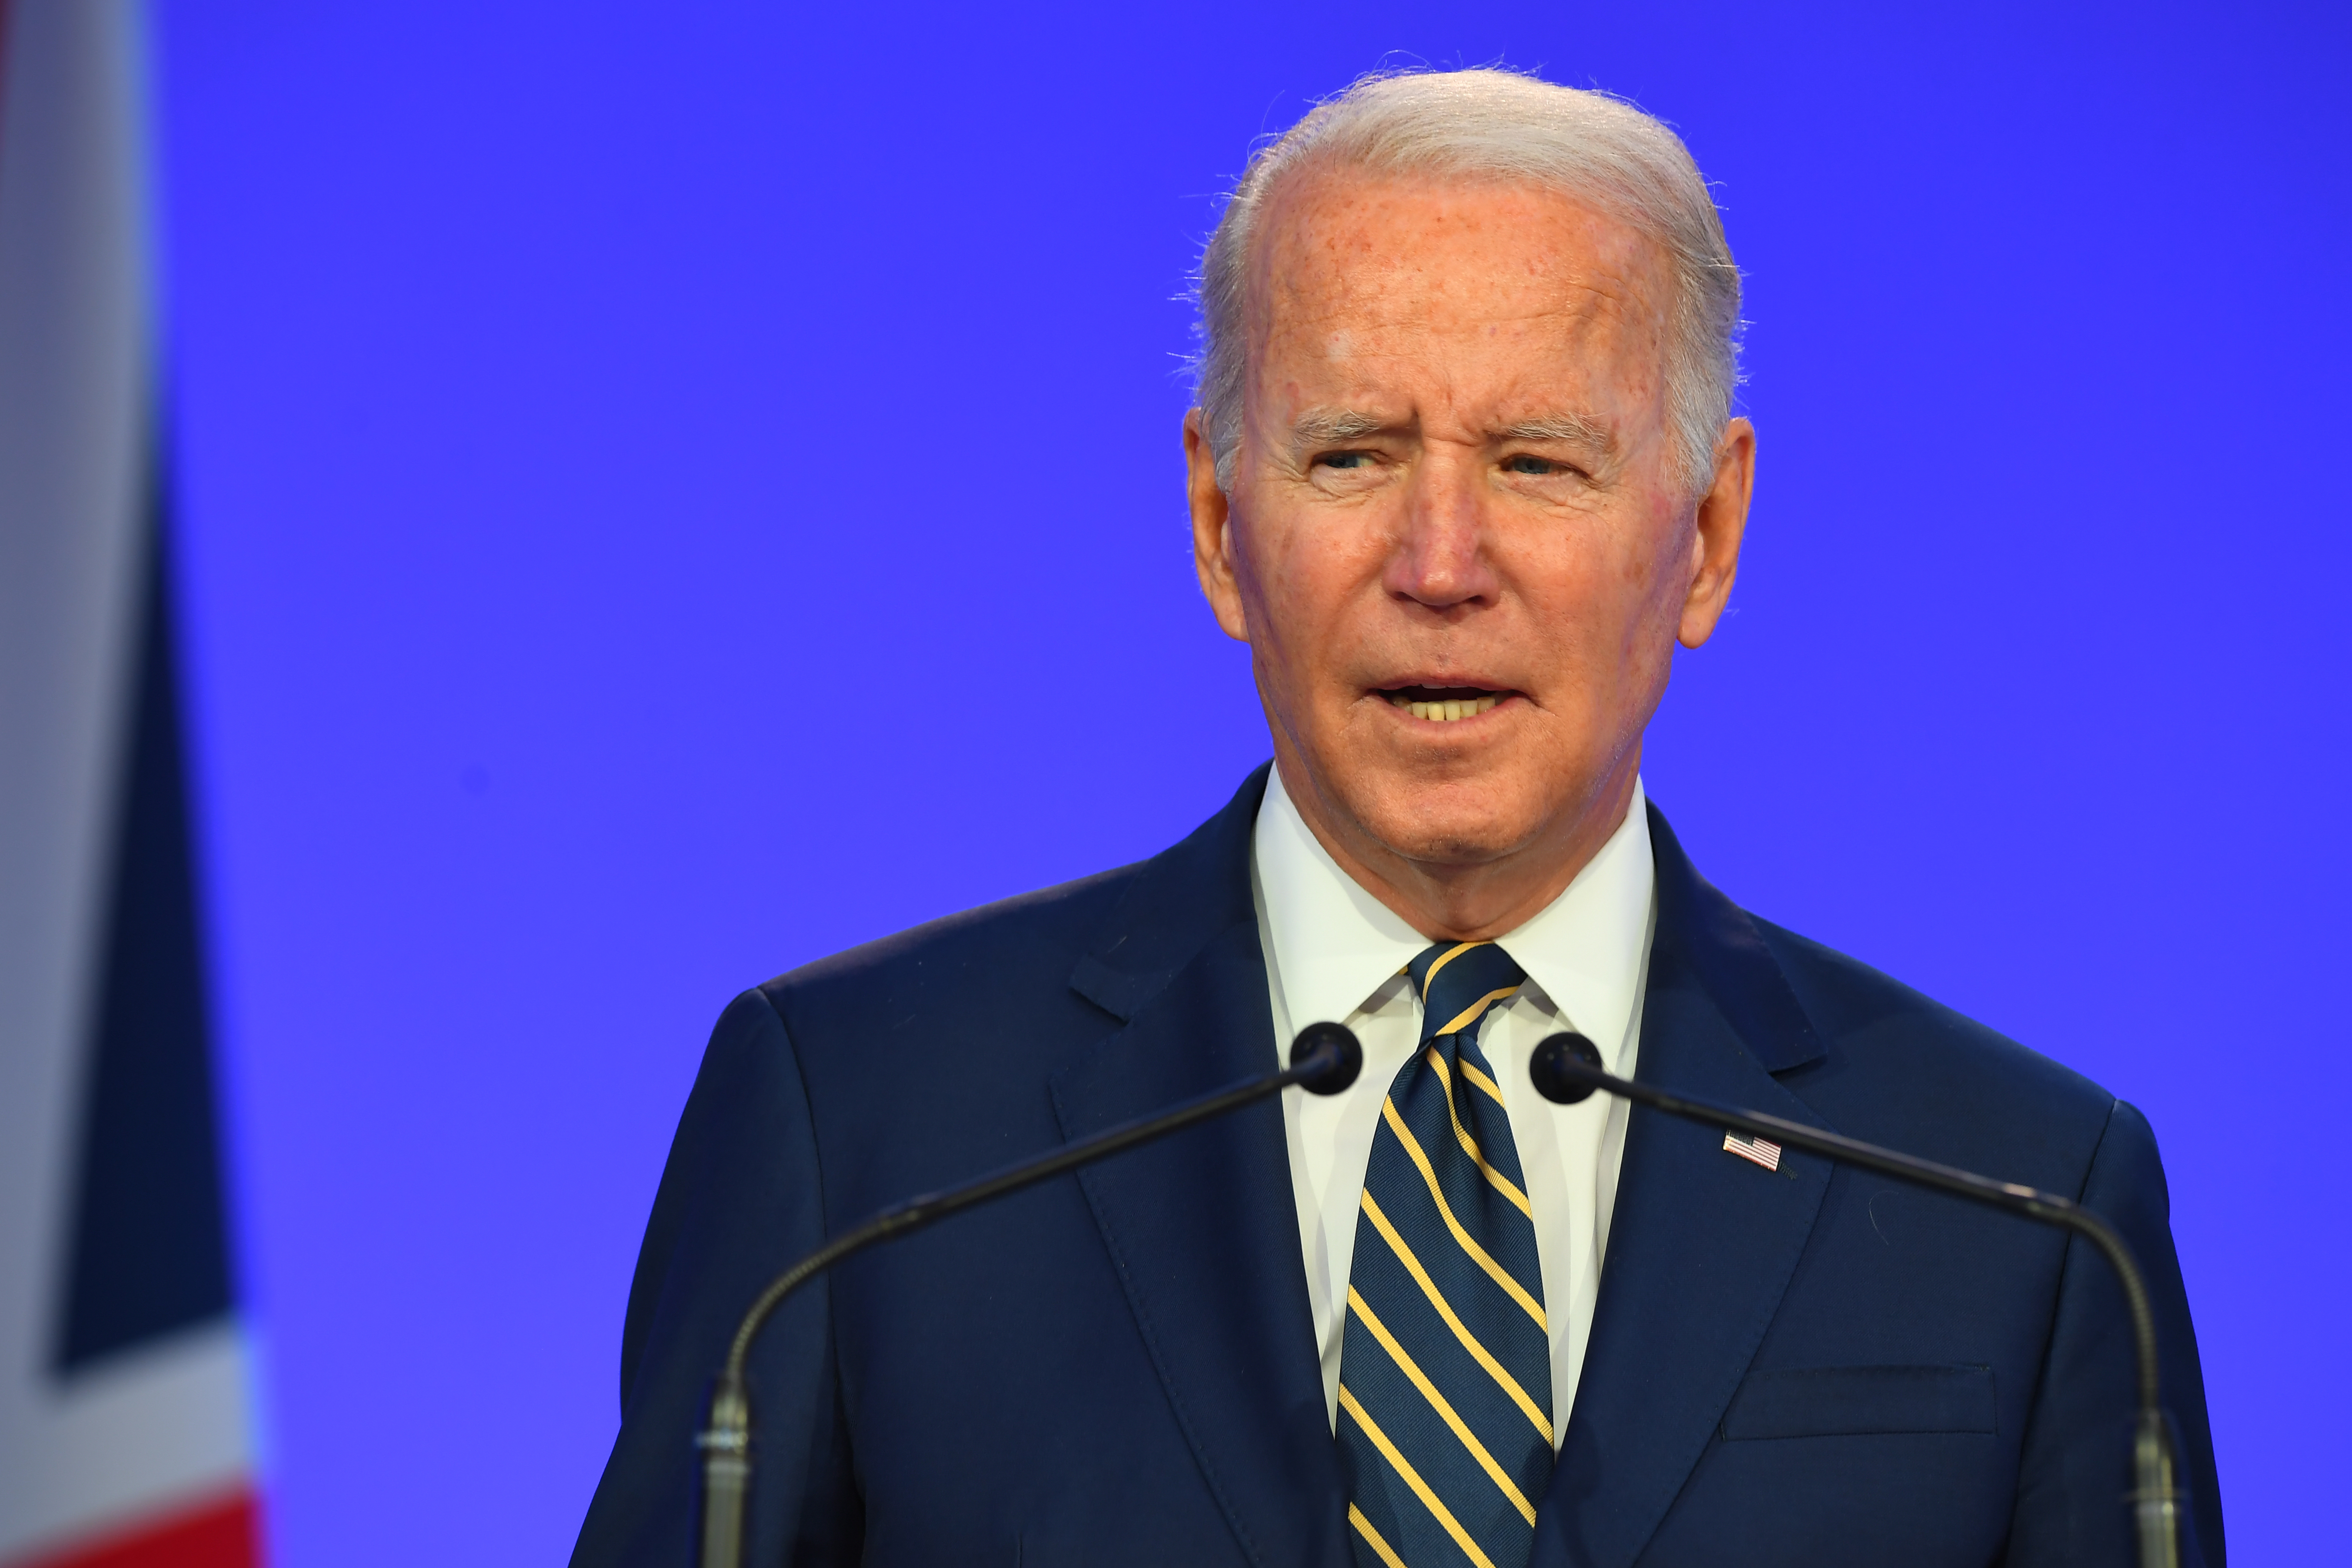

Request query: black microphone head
[
  {"left": 1290, "top": 1021, "right": 1363, "bottom": 1096},
  {"left": 1529, "top": 1031, "right": 1606, "bottom": 1105}
]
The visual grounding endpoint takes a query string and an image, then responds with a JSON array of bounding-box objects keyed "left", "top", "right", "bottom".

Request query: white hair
[{"left": 1191, "top": 68, "right": 1743, "bottom": 495}]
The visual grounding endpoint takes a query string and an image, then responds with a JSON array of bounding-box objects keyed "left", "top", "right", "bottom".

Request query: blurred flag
[{"left": 0, "top": 2, "right": 263, "bottom": 1565}]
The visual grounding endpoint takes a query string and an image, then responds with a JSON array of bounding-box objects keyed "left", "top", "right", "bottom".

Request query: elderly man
[{"left": 574, "top": 70, "right": 2220, "bottom": 1567}]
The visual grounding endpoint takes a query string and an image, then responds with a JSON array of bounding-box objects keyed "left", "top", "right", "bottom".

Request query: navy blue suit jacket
[{"left": 574, "top": 768, "right": 2222, "bottom": 1566}]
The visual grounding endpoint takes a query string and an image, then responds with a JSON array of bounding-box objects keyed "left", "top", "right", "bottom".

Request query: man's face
[{"left": 1187, "top": 169, "right": 1751, "bottom": 916}]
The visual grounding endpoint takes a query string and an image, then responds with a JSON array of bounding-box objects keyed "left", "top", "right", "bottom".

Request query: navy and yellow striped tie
[{"left": 1337, "top": 940, "right": 1552, "bottom": 1568}]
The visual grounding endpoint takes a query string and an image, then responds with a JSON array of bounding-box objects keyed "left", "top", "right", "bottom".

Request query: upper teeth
[{"left": 1390, "top": 693, "right": 1500, "bottom": 722}]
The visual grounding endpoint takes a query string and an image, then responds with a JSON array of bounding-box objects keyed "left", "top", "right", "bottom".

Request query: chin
[{"left": 1356, "top": 775, "right": 1546, "bottom": 868}]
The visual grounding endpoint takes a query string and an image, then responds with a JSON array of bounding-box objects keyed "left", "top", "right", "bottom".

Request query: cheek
[
  {"left": 1222, "top": 515, "right": 1324, "bottom": 677},
  {"left": 1255, "top": 515, "right": 1384, "bottom": 633},
  {"left": 1609, "top": 494, "right": 1693, "bottom": 609},
  {"left": 1517, "top": 515, "right": 1683, "bottom": 663},
  {"left": 1523, "top": 526, "right": 1636, "bottom": 619}
]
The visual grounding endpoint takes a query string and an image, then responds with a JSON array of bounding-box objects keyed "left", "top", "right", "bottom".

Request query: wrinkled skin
[{"left": 1186, "top": 170, "right": 1755, "bottom": 941}]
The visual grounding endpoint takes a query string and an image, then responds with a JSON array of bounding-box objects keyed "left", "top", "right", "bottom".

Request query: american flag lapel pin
[{"left": 1723, "top": 1130, "right": 1782, "bottom": 1172}]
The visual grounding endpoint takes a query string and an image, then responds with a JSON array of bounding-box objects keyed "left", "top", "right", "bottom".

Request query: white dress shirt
[{"left": 1250, "top": 763, "right": 1657, "bottom": 1447}]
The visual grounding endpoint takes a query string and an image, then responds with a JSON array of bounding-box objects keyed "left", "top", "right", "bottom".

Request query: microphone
[
  {"left": 1527, "top": 1031, "right": 2186, "bottom": 1568},
  {"left": 694, "top": 1021, "right": 1364, "bottom": 1568}
]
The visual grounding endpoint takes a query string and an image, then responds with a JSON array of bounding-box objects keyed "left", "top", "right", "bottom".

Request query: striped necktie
[{"left": 1336, "top": 940, "right": 1552, "bottom": 1568}]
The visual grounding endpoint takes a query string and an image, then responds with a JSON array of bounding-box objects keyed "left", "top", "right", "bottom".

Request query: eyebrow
[
  {"left": 1495, "top": 413, "right": 1617, "bottom": 456},
  {"left": 1286, "top": 408, "right": 1392, "bottom": 462},
  {"left": 1285, "top": 406, "right": 1618, "bottom": 465}
]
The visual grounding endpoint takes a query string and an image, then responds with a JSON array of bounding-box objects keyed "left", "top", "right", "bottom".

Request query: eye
[
  {"left": 1503, "top": 453, "right": 1564, "bottom": 476},
  {"left": 1315, "top": 451, "right": 1375, "bottom": 471}
]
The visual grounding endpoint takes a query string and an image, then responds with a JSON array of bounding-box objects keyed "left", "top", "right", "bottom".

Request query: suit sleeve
[
  {"left": 2006, "top": 1098, "right": 2223, "bottom": 1566},
  {"left": 570, "top": 988, "right": 863, "bottom": 1567}
]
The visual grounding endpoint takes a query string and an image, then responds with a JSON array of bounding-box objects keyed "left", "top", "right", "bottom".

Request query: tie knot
[{"left": 1407, "top": 940, "right": 1526, "bottom": 1046}]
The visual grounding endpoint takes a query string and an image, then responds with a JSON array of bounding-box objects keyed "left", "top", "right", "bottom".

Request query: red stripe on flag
[{"left": 11, "top": 1490, "right": 261, "bottom": 1568}]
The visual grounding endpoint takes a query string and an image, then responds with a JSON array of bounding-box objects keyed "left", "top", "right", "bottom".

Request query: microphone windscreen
[
  {"left": 1529, "top": 1031, "right": 1606, "bottom": 1105},
  {"left": 1290, "top": 1021, "right": 1363, "bottom": 1096}
]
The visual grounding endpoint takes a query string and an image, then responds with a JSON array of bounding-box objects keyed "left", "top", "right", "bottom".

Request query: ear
[
  {"left": 1678, "top": 416, "right": 1755, "bottom": 649},
  {"left": 1185, "top": 410, "right": 1251, "bottom": 643}
]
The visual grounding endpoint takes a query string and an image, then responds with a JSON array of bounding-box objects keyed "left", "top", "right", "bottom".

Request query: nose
[{"left": 1382, "top": 446, "right": 1499, "bottom": 612}]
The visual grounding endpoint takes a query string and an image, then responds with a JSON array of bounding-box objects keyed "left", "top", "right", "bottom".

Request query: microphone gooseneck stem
[
  {"left": 1528, "top": 1036, "right": 2182, "bottom": 1568},
  {"left": 695, "top": 1024, "right": 1363, "bottom": 1568}
]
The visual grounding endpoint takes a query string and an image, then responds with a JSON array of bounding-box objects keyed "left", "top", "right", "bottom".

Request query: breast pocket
[{"left": 1720, "top": 1364, "right": 1997, "bottom": 1440}]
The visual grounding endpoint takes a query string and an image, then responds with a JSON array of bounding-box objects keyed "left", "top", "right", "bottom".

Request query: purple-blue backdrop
[{"left": 154, "top": 2, "right": 2347, "bottom": 1562}]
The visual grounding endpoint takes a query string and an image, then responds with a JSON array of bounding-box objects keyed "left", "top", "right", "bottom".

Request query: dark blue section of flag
[{"left": 52, "top": 491, "right": 234, "bottom": 1374}]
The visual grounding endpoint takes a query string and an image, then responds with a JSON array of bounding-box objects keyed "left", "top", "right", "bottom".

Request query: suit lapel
[
  {"left": 1049, "top": 765, "right": 1351, "bottom": 1568},
  {"left": 1533, "top": 804, "right": 1835, "bottom": 1568}
]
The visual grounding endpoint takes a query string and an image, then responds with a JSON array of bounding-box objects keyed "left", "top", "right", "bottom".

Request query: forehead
[{"left": 1247, "top": 168, "right": 1671, "bottom": 401}]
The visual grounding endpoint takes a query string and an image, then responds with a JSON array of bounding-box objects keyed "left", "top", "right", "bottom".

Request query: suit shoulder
[
  {"left": 754, "top": 857, "right": 1147, "bottom": 1023},
  {"left": 1748, "top": 914, "right": 2121, "bottom": 1172}
]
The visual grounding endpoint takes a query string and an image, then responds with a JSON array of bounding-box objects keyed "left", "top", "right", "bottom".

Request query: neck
[{"left": 1276, "top": 745, "right": 1643, "bottom": 943}]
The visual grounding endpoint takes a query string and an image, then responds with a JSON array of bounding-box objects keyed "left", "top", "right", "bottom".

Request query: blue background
[{"left": 152, "top": 1, "right": 2347, "bottom": 1562}]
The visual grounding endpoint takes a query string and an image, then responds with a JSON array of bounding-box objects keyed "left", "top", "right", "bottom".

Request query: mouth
[{"left": 1376, "top": 684, "right": 1517, "bottom": 724}]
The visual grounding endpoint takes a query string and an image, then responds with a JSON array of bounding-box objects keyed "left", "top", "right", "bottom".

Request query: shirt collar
[{"left": 1252, "top": 763, "right": 1655, "bottom": 1063}]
